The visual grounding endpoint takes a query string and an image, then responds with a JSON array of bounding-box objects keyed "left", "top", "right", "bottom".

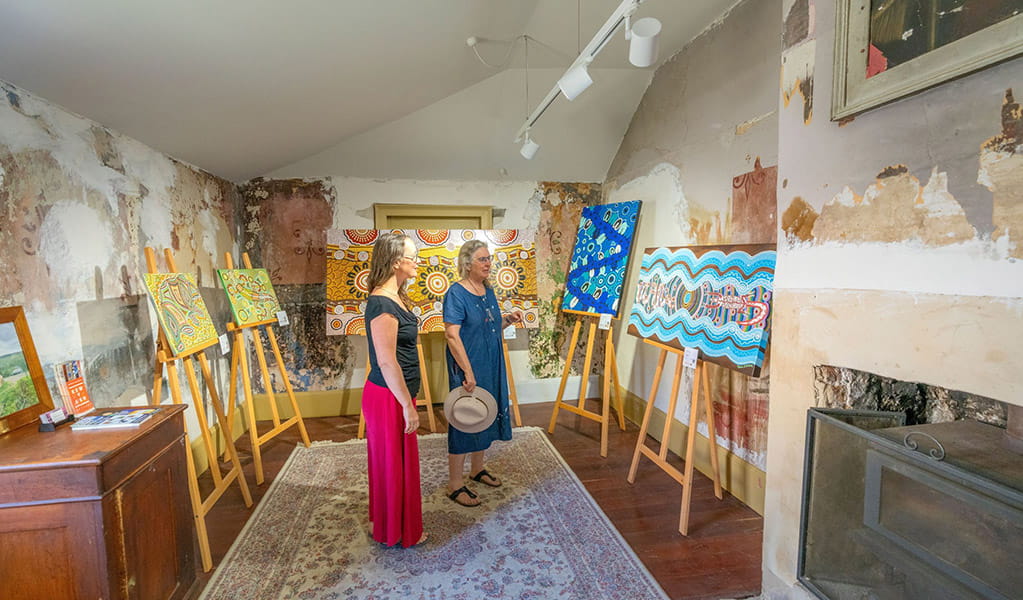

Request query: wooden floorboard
[{"left": 188, "top": 401, "right": 763, "bottom": 600}]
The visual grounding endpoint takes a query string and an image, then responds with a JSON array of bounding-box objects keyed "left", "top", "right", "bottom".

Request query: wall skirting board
[{"left": 190, "top": 382, "right": 765, "bottom": 515}]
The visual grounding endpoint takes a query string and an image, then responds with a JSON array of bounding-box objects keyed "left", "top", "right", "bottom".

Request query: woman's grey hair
[{"left": 457, "top": 239, "right": 491, "bottom": 284}]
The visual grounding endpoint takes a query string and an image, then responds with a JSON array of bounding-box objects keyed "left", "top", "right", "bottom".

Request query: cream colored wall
[
  {"left": 604, "top": 0, "right": 781, "bottom": 489},
  {"left": 327, "top": 176, "right": 541, "bottom": 230},
  {"left": 763, "top": 290, "right": 1023, "bottom": 594},
  {"left": 0, "top": 79, "right": 241, "bottom": 441},
  {"left": 764, "top": 0, "right": 1023, "bottom": 596}
]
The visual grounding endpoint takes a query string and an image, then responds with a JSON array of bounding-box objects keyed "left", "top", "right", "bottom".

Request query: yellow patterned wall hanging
[{"left": 326, "top": 229, "right": 538, "bottom": 335}]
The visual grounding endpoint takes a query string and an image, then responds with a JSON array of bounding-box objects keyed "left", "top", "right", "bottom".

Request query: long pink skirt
[{"left": 363, "top": 379, "right": 423, "bottom": 547}]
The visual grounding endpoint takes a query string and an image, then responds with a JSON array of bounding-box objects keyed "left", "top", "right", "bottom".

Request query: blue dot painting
[
  {"left": 626, "top": 244, "right": 776, "bottom": 377},
  {"left": 562, "top": 200, "right": 641, "bottom": 316}
]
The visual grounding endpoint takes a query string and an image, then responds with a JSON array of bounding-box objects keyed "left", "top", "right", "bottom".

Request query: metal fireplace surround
[{"left": 797, "top": 408, "right": 1023, "bottom": 600}]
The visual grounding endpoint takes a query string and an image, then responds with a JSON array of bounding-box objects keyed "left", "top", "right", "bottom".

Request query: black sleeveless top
[{"left": 365, "top": 295, "right": 420, "bottom": 397}]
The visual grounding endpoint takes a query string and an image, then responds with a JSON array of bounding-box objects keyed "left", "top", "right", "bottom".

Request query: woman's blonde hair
[
  {"left": 457, "top": 239, "right": 491, "bottom": 286},
  {"left": 367, "top": 231, "right": 414, "bottom": 309}
]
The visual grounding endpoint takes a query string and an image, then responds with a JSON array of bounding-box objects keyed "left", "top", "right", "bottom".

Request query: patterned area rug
[{"left": 200, "top": 427, "right": 668, "bottom": 600}]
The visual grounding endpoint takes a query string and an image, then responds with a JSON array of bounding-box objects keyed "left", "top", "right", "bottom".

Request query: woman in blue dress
[{"left": 442, "top": 239, "right": 522, "bottom": 506}]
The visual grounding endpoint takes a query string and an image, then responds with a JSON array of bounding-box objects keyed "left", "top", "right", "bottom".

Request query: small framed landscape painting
[{"left": 0, "top": 306, "right": 54, "bottom": 434}]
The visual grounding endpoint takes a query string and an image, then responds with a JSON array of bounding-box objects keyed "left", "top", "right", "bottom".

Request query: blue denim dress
[{"left": 443, "top": 283, "right": 512, "bottom": 454}]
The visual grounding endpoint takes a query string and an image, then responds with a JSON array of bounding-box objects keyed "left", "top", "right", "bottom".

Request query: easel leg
[
  {"left": 236, "top": 330, "right": 264, "bottom": 485},
  {"left": 548, "top": 318, "right": 582, "bottom": 434},
  {"left": 251, "top": 328, "right": 282, "bottom": 427},
  {"left": 182, "top": 435, "right": 212, "bottom": 572},
  {"left": 152, "top": 359, "right": 165, "bottom": 406},
  {"left": 182, "top": 356, "right": 223, "bottom": 486},
  {"left": 358, "top": 353, "right": 369, "bottom": 439},
  {"left": 608, "top": 340, "right": 626, "bottom": 431},
  {"left": 679, "top": 361, "right": 703, "bottom": 535},
  {"left": 197, "top": 353, "right": 253, "bottom": 507},
  {"left": 502, "top": 337, "right": 522, "bottom": 427},
  {"left": 627, "top": 348, "right": 667, "bottom": 483},
  {"left": 702, "top": 364, "right": 723, "bottom": 499},
  {"left": 222, "top": 336, "right": 240, "bottom": 461},
  {"left": 576, "top": 321, "right": 597, "bottom": 411},
  {"left": 659, "top": 356, "right": 685, "bottom": 462},
  {"left": 164, "top": 358, "right": 213, "bottom": 572},
  {"left": 416, "top": 341, "right": 437, "bottom": 433},
  {"left": 599, "top": 330, "right": 613, "bottom": 458},
  {"left": 266, "top": 327, "right": 311, "bottom": 447}
]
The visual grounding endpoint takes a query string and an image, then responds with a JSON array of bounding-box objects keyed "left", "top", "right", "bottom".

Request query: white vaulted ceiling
[{"left": 0, "top": 0, "right": 737, "bottom": 182}]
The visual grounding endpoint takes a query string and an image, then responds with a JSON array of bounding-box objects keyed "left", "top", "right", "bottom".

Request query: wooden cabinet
[{"left": 0, "top": 405, "right": 196, "bottom": 600}]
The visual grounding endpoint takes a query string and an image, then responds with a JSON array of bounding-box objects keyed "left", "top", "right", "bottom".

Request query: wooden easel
[
  {"left": 220, "top": 252, "right": 311, "bottom": 485},
  {"left": 357, "top": 338, "right": 438, "bottom": 438},
  {"left": 547, "top": 309, "right": 626, "bottom": 457},
  {"left": 145, "top": 247, "right": 252, "bottom": 572},
  {"left": 502, "top": 335, "right": 523, "bottom": 427},
  {"left": 626, "top": 339, "right": 722, "bottom": 535},
  {"left": 356, "top": 328, "right": 524, "bottom": 436}
]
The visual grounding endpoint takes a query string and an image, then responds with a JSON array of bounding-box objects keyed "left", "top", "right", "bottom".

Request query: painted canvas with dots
[
  {"left": 326, "top": 229, "right": 538, "bottom": 335},
  {"left": 562, "top": 200, "right": 641, "bottom": 317},
  {"left": 143, "top": 273, "right": 220, "bottom": 356},
  {"left": 626, "top": 244, "right": 776, "bottom": 377},
  {"left": 216, "top": 268, "right": 282, "bottom": 327}
]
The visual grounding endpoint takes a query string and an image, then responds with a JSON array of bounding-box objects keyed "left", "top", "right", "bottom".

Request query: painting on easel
[
  {"left": 216, "top": 268, "right": 281, "bottom": 327},
  {"left": 143, "top": 273, "right": 220, "bottom": 356},
  {"left": 562, "top": 200, "right": 641, "bottom": 316},
  {"left": 325, "top": 229, "right": 538, "bottom": 335},
  {"left": 627, "top": 244, "right": 776, "bottom": 377}
]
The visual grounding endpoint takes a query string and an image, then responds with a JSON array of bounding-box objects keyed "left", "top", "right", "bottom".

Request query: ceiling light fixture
[
  {"left": 557, "top": 59, "right": 593, "bottom": 101},
  {"left": 513, "top": 0, "right": 661, "bottom": 148},
  {"left": 520, "top": 133, "right": 540, "bottom": 160},
  {"left": 628, "top": 17, "right": 661, "bottom": 67}
]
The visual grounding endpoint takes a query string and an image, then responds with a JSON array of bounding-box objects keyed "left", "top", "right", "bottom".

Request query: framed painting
[
  {"left": 216, "top": 268, "right": 282, "bottom": 327},
  {"left": 326, "top": 229, "right": 538, "bottom": 335},
  {"left": 561, "top": 200, "right": 642, "bottom": 317},
  {"left": 833, "top": 0, "right": 1023, "bottom": 119},
  {"left": 143, "top": 273, "right": 220, "bottom": 356},
  {"left": 626, "top": 244, "right": 777, "bottom": 377},
  {"left": 0, "top": 306, "right": 54, "bottom": 434}
]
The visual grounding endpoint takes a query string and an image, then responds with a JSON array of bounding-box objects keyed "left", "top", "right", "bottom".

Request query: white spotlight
[
  {"left": 628, "top": 17, "right": 661, "bottom": 67},
  {"left": 557, "top": 62, "right": 593, "bottom": 101},
  {"left": 520, "top": 134, "right": 540, "bottom": 160}
]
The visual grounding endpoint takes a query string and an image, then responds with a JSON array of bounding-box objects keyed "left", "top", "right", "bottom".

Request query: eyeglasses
[
  {"left": 401, "top": 255, "right": 420, "bottom": 264},
  {"left": 474, "top": 256, "right": 493, "bottom": 264}
]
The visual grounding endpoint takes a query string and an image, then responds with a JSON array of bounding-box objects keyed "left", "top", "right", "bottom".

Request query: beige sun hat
[{"left": 443, "top": 385, "right": 498, "bottom": 434}]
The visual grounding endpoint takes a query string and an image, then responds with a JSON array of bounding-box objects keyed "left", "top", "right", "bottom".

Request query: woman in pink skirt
[{"left": 363, "top": 231, "right": 426, "bottom": 547}]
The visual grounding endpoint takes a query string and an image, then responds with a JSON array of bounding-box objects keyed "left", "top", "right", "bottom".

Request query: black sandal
[
  {"left": 470, "top": 469, "right": 502, "bottom": 488},
  {"left": 448, "top": 486, "right": 480, "bottom": 507}
]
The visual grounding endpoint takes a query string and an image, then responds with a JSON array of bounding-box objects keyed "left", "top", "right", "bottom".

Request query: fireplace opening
[{"left": 797, "top": 366, "right": 1022, "bottom": 600}]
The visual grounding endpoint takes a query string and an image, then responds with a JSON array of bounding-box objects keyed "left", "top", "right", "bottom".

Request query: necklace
[
  {"left": 373, "top": 286, "right": 405, "bottom": 309},
  {"left": 465, "top": 278, "right": 486, "bottom": 296}
]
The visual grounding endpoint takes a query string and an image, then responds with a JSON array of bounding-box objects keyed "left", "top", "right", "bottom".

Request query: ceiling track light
[
  {"left": 513, "top": 0, "right": 661, "bottom": 146},
  {"left": 520, "top": 132, "right": 540, "bottom": 159},
  {"left": 557, "top": 59, "right": 593, "bottom": 101}
]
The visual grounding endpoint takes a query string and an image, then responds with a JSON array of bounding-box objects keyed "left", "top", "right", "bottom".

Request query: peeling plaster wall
[
  {"left": 0, "top": 79, "right": 241, "bottom": 437},
  {"left": 238, "top": 176, "right": 592, "bottom": 399},
  {"left": 604, "top": 0, "right": 781, "bottom": 479},
  {"left": 764, "top": 0, "right": 1023, "bottom": 596}
]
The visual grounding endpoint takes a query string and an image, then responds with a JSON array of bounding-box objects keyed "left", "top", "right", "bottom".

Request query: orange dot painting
[{"left": 325, "top": 229, "right": 539, "bottom": 335}]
